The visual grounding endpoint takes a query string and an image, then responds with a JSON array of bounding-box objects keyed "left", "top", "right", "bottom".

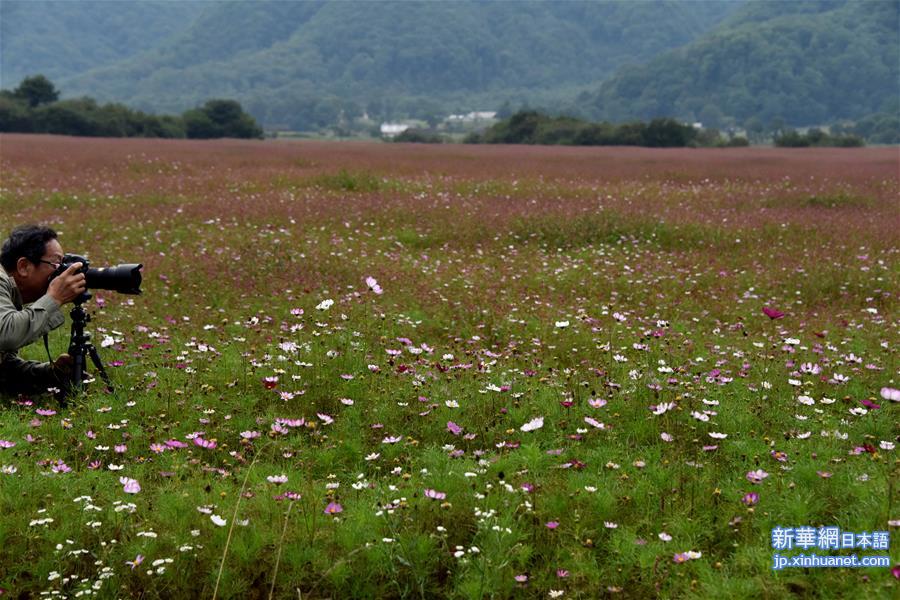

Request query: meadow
[{"left": 0, "top": 134, "right": 897, "bottom": 598}]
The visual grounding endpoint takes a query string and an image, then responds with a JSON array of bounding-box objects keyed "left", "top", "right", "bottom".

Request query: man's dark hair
[{"left": 0, "top": 224, "right": 58, "bottom": 271}]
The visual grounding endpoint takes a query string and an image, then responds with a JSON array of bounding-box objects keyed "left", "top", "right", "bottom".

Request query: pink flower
[
  {"left": 0, "top": 440, "right": 15, "bottom": 449},
  {"left": 150, "top": 443, "right": 166, "bottom": 454},
  {"left": 447, "top": 421, "right": 462, "bottom": 436},
  {"left": 588, "top": 398, "right": 607, "bottom": 408},
  {"left": 741, "top": 492, "right": 759, "bottom": 506},
  {"left": 193, "top": 437, "right": 216, "bottom": 449},
  {"left": 762, "top": 306, "right": 785, "bottom": 320},
  {"left": 120, "top": 477, "right": 141, "bottom": 494},
  {"left": 546, "top": 521, "right": 559, "bottom": 529},
  {"left": 746, "top": 469, "right": 769, "bottom": 484},
  {"left": 424, "top": 488, "right": 446, "bottom": 500},
  {"left": 514, "top": 574, "right": 528, "bottom": 583},
  {"left": 51, "top": 460, "right": 71, "bottom": 473},
  {"left": 880, "top": 387, "right": 900, "bottom": 402},
  {"left": 324, "top": 502, "right": 343, "bottom": 515},
  {"left": 365, "top": 276, "right": 383, "bottom": 295},
  {"left": 36, "top": 409, "right": 56, "bottom": 416},
  {"left": 556, "top": 569, "right": 569, "bottom": 578}
]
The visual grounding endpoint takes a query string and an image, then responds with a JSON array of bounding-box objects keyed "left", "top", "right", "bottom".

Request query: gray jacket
[{"left": 0, "top": 269, "right": 65, "bottom": 390}]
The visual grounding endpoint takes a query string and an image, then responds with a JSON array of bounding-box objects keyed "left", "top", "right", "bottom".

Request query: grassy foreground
[{"left": 0, "top": 136, "right": 897, "bottom": 598}]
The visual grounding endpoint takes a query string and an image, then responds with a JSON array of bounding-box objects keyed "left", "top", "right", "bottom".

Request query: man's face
[{"left": 14, "top": 239, "right": 64, "bottom": 303}]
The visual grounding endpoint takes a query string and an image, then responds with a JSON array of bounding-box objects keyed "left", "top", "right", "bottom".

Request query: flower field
[{"left": 0, "top": 134, "right": 897, "bottom": 598}]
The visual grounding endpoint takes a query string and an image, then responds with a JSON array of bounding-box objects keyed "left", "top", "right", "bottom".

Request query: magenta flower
[
  {"left": 447, "top": 421, "right": 462, "bottom": 436},
  {"left": 762, "top": 306, "right": 785, "bottom": 320},
  {"left": 193, "top": 437, "right": 216, "bottom": 449},
  {"left": 556, "top": 569, "right": 569, "bottom": 578},
  {"left": 860, "top": 399, "right": 880, "bottom": 410},
  {"left": 546, "top": 521, "right": 559, "bottom": 529},
  {"left": 324, "top": 502, "right": 343, "bottom": 515},
  {"left": 741, "top": 492, "right": 759, "bottom": 506}
]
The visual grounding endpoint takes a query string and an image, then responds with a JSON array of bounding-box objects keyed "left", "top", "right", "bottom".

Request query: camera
[{"left": 53, "top": 253, "right": 143, "bottom": 295}]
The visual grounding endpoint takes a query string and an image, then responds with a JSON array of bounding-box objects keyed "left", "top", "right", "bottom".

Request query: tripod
[{"left": 68, "top": 292, "right": 114, "bottom": 393}]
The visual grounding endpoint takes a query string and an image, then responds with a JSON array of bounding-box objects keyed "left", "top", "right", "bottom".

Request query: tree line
[
  {"left": 0, "top": 75, "right": 263, "bottom": 139},
  {"left": 462, "top": 111, "right": 749, "bottom": 147}
]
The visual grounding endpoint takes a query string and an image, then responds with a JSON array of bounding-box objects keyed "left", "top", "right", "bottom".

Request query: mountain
[
  {"left": 0, "top": 0, "right": 739, "bottom": 129},
  {"left": 0, "top": 0, "right": 205, "bottom": 85},
  {"left": 584, "top": 0, "right": 900, "bottom": 127}
]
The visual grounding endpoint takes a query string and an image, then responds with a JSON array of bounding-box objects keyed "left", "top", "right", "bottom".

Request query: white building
[{"left": 380, "top": 123, "right": 410, "bottom": 138}]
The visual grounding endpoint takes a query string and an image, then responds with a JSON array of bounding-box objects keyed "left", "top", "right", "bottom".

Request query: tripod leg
[{"left": 87, "top": 344, "right": 114, "bottom": 392}]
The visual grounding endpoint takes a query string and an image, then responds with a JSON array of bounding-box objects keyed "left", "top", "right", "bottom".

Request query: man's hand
[
  {"left": 46, "top": 263, "right": 86, "bottom": 305},
  {"left": 53, "top": 353, "right": 74, "bottom": 376}
]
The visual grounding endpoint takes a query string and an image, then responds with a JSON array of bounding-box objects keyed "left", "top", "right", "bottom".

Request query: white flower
[
  {"left": 708, "top": 432, "right": 727, "bottom": 439},
  {"left": 659, "top": 532, "right": 672, "bottom": 542},
  {"left": 549, "top": 590, "right": 565, "bottom": 598},
  {"left": 315, "top": 299, "right": 334, "bottom": 311},
  {"left": 520, "top": 416, "right": 544, "bottom": 432},
  {"left": 555, "top": 320, "right": 569, "bottom": 328},
  {"left": 879, "top": 441, "right": 895, "bottom": 451},
  {"left": 210, "top": 514, "right": 227, "bottom": 527},
  {"left": 797, "top": 395, "right": 815, "bottom": 405}
]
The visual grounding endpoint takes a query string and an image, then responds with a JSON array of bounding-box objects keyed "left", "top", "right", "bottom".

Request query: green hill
[
  {"left": 1, "top": 0, "right": 738, "bottom": 129},
  {"left": 584, "top": 0, "right": 900, "bottom": 127},
  {"left": 0, "top": 0, "right": 205, "bottom": 84}
]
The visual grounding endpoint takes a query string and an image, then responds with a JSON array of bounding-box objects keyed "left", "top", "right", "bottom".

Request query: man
[{"left": 0, "top": 224, "right": 86, "bottom": 398}]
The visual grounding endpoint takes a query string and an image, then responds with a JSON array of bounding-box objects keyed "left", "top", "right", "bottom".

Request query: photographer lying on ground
[{"left": 0, "top": 224, "right": 86, "bottom": 399}]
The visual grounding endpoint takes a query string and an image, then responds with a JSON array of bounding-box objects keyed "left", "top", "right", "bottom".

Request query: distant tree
[
  {"left": 641, "top": 118, "right": 697, "bottom": 147},
  {"left": 13, "top": 75, "right": 60, "bottom": 107},
  {"left": 183, "top": 99, "right": 263, "bottom": 139},
  {"left": 0, "top": 95, "right": 33, "bottom": 132}
]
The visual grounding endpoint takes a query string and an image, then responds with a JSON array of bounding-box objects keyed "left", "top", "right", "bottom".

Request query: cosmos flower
[
  {"left": 746, "top": 470, "right": 769, "bottom": 484},
  {"left": 324, "top": 502, "right": 343, "bottom": 514},
  {"left": 120, "top": 477, "right": 141, "bottom": 494},
  {"left": 424, "top": 489, "right": 446, "bottom": 500},
  {"left": 880, "top": 387, "right": 900, "bottom": 402},
  {"left": 762, "top": 306, "right": 784, "bottom": 320},
  {"left": 520, "top": 416, "right": 544, "bottom": 432},
  {"left": 365, "top": 276, "right": 383, "bottom": 294},
  {"left": 741, "top": 492, "right": 759, "bottom": 506}
]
